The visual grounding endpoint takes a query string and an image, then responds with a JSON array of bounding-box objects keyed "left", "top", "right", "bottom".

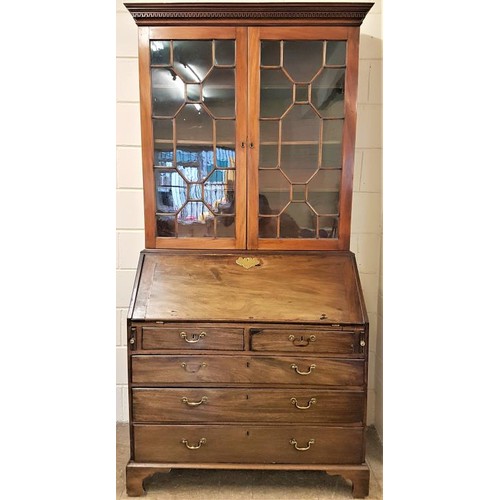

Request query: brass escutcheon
[{"left": 235, "top": 257, "right": 261, "bottom": 269}]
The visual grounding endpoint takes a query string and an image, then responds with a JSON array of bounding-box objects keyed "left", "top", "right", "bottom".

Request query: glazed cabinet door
[
  {"left": 138, "top": 27, "right": 248, "bottom": 249},
  {"left": 247, "top": 27, "right": 360, "bottom": 250}
]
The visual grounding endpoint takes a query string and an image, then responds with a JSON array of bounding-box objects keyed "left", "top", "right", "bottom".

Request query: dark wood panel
[
  {"left": 250, "top": 328, "right": 363, "bottom": 355},
  {"left": 142, "top": 326, "right": 244, "bottom": 350},
  {"left": 133, "top": 424, "right": 364, "bottom": 464},
  {"left": 132, "top": 388, "right": 365, "bottom": 424},
  {"left": 131, "top": 355, "right": 364, "bottom": 386},
  {"left": 130, "top": 251, "right": 366, "bottom": 324}
]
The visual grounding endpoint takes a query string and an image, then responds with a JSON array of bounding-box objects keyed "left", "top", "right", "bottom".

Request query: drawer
[
  {"left": 141, "top": 326, "right": 244, "bottom": 351},
  {"left": 250, "top": 328, "right": 365, "bottom": 356},
  {"left": 131, "top": 355, "right": 364, "bottom": 386},
  {"left": 133, "top": 424, "right": 364, "bottom": 464},
  {"left": 132, "top": 388, "right": 365, "bottom": 424}
]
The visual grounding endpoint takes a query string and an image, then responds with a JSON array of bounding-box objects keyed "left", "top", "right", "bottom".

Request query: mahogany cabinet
[{"left": 124, "top": 2, "right": 373, "bottom": 497}]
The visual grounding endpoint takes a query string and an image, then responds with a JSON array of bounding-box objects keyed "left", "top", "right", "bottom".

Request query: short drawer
[
  {"left": 133, "top": 424, "right": 364, "bottom": 464},
  {"left": 250, "top": 328, "right": 365, "bottom": 356},
  {"left": 141, "top": 326, "right": 244, "bottom": 351},
  {"left": 132, "top": 388, "right": 365, "bottom": 424},
  {"left": 131, "top": 355, "right": 364, "bottom": 387}
]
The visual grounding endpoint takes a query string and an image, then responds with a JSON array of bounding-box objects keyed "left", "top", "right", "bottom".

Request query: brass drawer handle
[
  {"left": 290, "top": 363, "right": 316, "bottom": 375},
  {"left": 290, "top": 438, "right": 315, "bottom": 451},
  {"left": 180, "top": 331, "right": 207, "bottom": 343},
  {"left": 181, "top": 396, "right": 208, "bottom": 406},
  {"left": 288, "top": 334, "right": 316, "bottom": 346},
  {"left": 181, "top": 362, "right": 207, "bottom": 373},
  {"left": 290, "top": 397, "right": 317, "bottom": 410},
  {"left": 181, "top": 438, "right": 206, "bottom": 450}
]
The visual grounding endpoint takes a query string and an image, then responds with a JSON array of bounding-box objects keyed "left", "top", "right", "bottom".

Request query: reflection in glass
[
  {"left": 214, "top": 40, "right": 235, "bottom": 66},
  {"left": 152, "top": 39, "right": 237, "bottom": 239},
  {"left": 173, "top": 41, "right": 212, "bottom": 82},
  {"left": 318, "top": 216, "right": 339, "bottom": 238},
  {"left": 326, "top": 41, "right": 346, "bottom": 66},
  {"left": 176, "top": 105, "right": 213, "bottom": 143},
  {"left": 150, "top": 41, "right": 171, "bottom": 65},
  {"left": 155, "top": 170, "right": 186, "bottom": 213},
  {"left": 283, "top": 204, "right": 314, "bottom": 238},
  {"left": 203, "top": 68, "right": 235, "bottom": 118},
  {"left": 151, "top": 68, "right": 184, "bottom": 117},
  {"left": 153, "top": 119, "right": 173, "bottom": 166},
  {"left": 283, "top": 41, "right": 323, "bottom": 82},
  {"left": 259, "top": 170, "right": 290, "bottom": 213},
  {"left": 216, "top": 120, "right": 235, "bottom": 153},
  {"left": 311, "top": 68, "right": 345, "bottom": 118}
]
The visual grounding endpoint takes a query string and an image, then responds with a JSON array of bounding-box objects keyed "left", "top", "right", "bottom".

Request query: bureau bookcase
[{"left": 124, "top": 3, "right": 373, "bottom": 497}]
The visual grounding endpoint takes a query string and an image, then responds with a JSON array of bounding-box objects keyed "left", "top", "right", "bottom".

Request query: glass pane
[
  {"left": 260, "top": 121, "right": 279, "bottom": 168},
  {"left": 176, "top": 104, "right": 213, "bottom": 143},
  {"left": 318, "top": 216, "right": 339, "bottom": 238},
  {"left": 214, "top": 40, "right": 235, "bottom": 66},
  {"left": 282, "top": 204, "right": 313, "bottom": 238},
  {"left": 311, "top": 68, "right": 345, "bottom": 118},
  {"left": 151, "top": 68, "right": 184, "bottom": 117},
  {"left": 261, "top": 41, "right": 281, "bottom": 66},
  {"left": 308, "top": 169, "right": 341, "bottom": 215},
  {"left": 155, "top": 170, "right": 186, "bottom": 213},
  {"left": 150, "top": 41, "right": 171, "bottom": 65},
  {"left": 157, "top": 216, "right": 176, "bottom": 237},
  {"left": 322, "top": 119, "right": 343, "bottom": 168},
  {"left": 281, "top": 105, "right": 320, "bottom": 182},
  {"left": 295, "top": 84, "right": 309, "bottom": 103},
  {"left": 326, "top": 41, "right": 346, "bottom": 66},
  {"left": 186, "top": 83, "right": 201, "bottom": 102},
  {"left": 173, "top": 41, "right": 212, "bottom": 82},
  {"left": 153, "top": 119, "right": 173, "bottom": 166},
  {"left": 205, "top": 169, "right": 235, "bottom": 214},
  {"left": 215, "top": 120, "right": 236, "bottom": 169},
  {"left": 214, "top": 216, "right": 235, "bottom": 238},
  {"left": 260, "top": 69, "right": 292, "bottom": 119},
  {"left": 283, "top": 41, "right": 323, "bottom": 82},
  {"left": 203, "top": 68, "right": 235, "bottom": 118},
  {"left": 259, "top": 170, "right": 290, "bottom": 214},
  {"left": 153, "top": 39, "right": 236, "bottom": 239}
]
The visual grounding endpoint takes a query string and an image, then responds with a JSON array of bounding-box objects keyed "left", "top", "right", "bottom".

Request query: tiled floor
[{"left": 116, "top": 423, "right": 383, "bottom": 499}]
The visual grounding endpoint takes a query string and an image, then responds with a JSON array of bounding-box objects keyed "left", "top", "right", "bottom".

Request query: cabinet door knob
[{"left": 290, "top": 438, "right": 315, "bottom": 451}]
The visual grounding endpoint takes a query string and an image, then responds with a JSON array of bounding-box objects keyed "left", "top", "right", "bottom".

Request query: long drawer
[
  {"left": 133, "top": 424, "right": 364, "bottom": 464},
  {"left": 250, "top": 328, "right": 365, "bottom": 356},
  {"left": 131, "top": 355, "right": 364, "bottom": 386},
  {"left": 132, "top": 388, "right": 365, "bottom": 424},
  {"left": 141, "top": 326, "right": 244, "bottom": 351}
]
